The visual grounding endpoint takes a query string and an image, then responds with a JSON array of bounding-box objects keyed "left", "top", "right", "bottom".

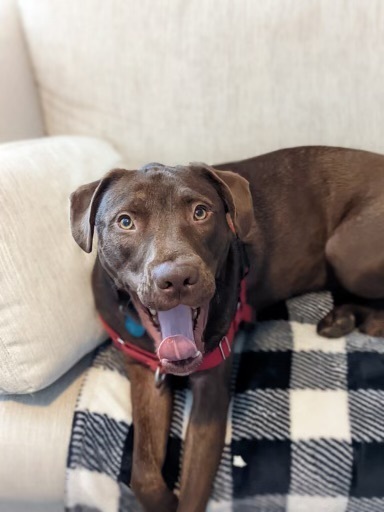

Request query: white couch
[{"left": 1, "top": 1, "right": 384, "bottom": 510}]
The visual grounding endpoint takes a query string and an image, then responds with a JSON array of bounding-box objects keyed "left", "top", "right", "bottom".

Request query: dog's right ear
[{"left": 69, "top": 168, "right": 128, "bottom": 253}]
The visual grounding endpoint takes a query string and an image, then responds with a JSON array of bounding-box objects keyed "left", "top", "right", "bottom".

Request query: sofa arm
[{"left": 0, "top": 0, "right": 44, "bottom": 142}]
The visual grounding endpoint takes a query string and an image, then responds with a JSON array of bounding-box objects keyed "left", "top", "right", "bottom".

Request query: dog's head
[{"left": 70, "top": 163, "right": 255, "bottom": 375}]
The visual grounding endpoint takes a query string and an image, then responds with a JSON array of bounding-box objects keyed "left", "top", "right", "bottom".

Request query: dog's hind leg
[
  {"left": 319, "top": 205, "right": 384, "bottom": 338},
  {"left": 317, "top": 300, "right": 384, "bottom": 338}
]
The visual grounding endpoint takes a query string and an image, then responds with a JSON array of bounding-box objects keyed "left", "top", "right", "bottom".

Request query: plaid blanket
[{"left": 65, "top": 291, "right": 384, "bottom": 512}]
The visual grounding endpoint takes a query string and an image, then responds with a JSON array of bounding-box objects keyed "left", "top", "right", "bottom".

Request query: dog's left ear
[
  {"left": 70, "top": 168, "right": 129, "bottom": 253},
  {"left": 192, "top": 163, "right": 256, "bottom": 244}
]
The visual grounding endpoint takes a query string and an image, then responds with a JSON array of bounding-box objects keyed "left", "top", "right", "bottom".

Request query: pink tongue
[{"left": 157, "top": 305, "right": 199, "bottom": 361}]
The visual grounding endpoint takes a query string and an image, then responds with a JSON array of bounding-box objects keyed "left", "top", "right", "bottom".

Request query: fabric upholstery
[
  {"left": 18, "top": 0, "right": 384, "bottom": 168},
  {"left": 0, "top": 136, "right": 121, "bottom": 394},
  {"left": 0, "top": 353, "right": 91, "bottom": 511},
  {"left": 0, "top": 0, "right": 44, "bottom": 142}
]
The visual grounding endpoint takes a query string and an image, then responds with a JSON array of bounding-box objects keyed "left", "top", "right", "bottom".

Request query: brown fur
[{"left": 70, "top": 147, "right": 384, "bottom": 511}]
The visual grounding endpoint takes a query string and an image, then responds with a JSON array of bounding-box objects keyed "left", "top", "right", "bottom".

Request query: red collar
[{"left": 100, "top": 278, "right": 252, "bottom": 378}]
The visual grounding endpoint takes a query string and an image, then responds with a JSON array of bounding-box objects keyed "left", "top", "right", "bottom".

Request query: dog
[{"left": 70, "top": 146, "right": 384, "bottom": 512}]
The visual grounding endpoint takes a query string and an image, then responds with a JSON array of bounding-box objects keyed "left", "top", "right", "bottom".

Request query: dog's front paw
[
  {"left": 131, "top": 477, "right": 178, "bottom": 512},
  {"left": 144, "top": 489, "right": 178, "bottom": 512}
]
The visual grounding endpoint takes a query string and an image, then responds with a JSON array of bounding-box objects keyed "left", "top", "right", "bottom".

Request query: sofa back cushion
[
  {"left": 0, "top": 0, "right": 44, "bottom": 142},
  {"left": 0, "top": 136, "right": 121, "bottom": 393},
  {"left": 18, "top": 0, "right": 384, "bottom": 167}
]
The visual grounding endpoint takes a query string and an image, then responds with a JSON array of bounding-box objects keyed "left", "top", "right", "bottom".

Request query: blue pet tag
[{"left": 125, "top": 315, "right": 146, "bottom": 338}]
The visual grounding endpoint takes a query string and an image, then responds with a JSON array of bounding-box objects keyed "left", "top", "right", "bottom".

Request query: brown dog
[{"left": 70, "top": 146, "right": 384, "bottom": 512}]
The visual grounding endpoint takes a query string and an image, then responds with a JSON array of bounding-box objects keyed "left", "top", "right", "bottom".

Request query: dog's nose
[{"left": 153, "top": 262, "right": 199, "bottom": 294}]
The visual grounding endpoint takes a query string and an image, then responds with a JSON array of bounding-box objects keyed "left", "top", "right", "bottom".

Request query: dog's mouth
[{"left": 131, "top": 297, "right": 209, "bottom": 376}]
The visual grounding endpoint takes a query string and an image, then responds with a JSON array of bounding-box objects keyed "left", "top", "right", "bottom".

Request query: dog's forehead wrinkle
[
  {"left": 137, "top": 178, "right": 188, "bottom": 213},
  {"left": 132, "top": 171, "right": 178, "bottom": 201}
]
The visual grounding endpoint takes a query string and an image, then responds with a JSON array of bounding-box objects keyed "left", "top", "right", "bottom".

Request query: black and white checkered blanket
[{"left": 66, "top": 291, "right": 384, "bottom": 512}]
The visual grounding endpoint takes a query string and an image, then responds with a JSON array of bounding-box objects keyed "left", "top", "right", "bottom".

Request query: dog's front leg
[
  {"left": 128, "top": 361, "right": 178, "bottom": 512},
  {"left": 178, "top": 359, "right": 232, "bottom": 512}
]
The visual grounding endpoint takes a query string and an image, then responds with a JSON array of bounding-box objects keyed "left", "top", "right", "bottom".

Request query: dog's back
[{"left": 218, "top": 146, "right": 384, "bottom": 308}]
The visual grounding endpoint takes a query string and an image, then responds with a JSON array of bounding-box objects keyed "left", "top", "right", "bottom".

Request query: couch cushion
[
  {"left": 0, "top": 0, "right": 44, "bottom": 142},
  {"left": 0, "top": 353, "right": 92, "bottom": 511},
  {"left": 18, "top": 0, "right": 384, "bottom": 167},
  {"left": 0, "top": 136, "right": 121, "bottom": 394}
]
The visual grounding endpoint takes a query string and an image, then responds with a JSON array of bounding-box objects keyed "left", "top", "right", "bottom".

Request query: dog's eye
[
  {"left": 118, "top": 214, "right": 134, "bottom": 230},
  {"left": 193, "top": 205, "right": 208, "bottom": 221}
]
